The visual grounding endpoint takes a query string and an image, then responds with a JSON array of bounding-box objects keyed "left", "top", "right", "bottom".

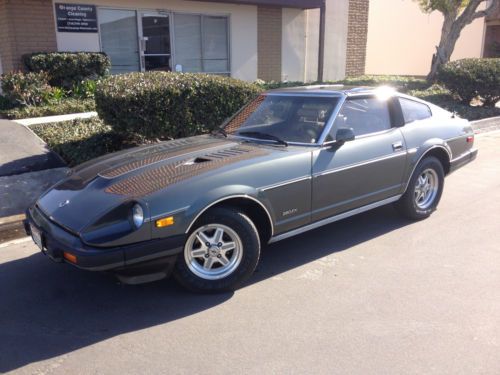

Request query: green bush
[
  {"left": 23, "top": 52, "right": 110, "bottom": 89},
  {"left": 0, "top": 71, "right": 52, "bottom": 107},
  {"left": 95, "top": 72, "right": 263, "bottom": 140},
  {"left": 0, "top": 95, "right": 14, "bottom": 110},
  {"left": 71, "top": 79, "right": 97, "bottom": 99},
  {"left": 437, "top": 58, "right": 500, "bottom": 107},
  {"left": 31, "top": 118, "right": 127, "bottom": 166},
  {"left": 1, "top": 98, "right": 95, "bottom": 119}
]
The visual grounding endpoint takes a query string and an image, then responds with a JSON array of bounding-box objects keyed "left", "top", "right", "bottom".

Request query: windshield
[{"left": 224, "top": 95, "right": 339, "bottom": 144}]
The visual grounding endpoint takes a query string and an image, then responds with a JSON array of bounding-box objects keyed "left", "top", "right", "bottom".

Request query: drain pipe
[
  {"left": 303, "top": 9, "right": 309, "bottom": 82},
  {"left": 317, "top": 1, "right": 326, "bottom": 82}
]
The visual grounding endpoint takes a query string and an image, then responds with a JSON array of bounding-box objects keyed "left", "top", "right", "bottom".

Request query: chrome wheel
[
  {"left": 184, "top": 224, "right": 243, "bottom": 280},
  {"left": 414, "top": 168, "right": 439, "bottom": 209}
]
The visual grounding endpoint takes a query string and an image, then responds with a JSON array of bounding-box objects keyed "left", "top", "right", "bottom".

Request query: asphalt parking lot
[{"left": 1, "top": 131, "right": 499, "bottom": 375}]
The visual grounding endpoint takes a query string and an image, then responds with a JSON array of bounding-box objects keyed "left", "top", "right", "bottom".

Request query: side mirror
[{"left": 335, "top": 127, "right": 355, "bottom": 145}]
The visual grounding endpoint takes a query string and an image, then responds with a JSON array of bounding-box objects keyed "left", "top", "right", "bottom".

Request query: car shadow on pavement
[{"left": 0, "top": 204, "right": 410, "bottom": 372}]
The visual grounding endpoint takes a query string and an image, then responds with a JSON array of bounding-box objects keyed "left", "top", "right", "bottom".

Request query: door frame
[{"left": 137, "top": 10, "right": 173, "bottom": 72}]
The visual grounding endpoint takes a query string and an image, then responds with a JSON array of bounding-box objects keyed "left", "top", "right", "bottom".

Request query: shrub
[
  {"left": 23, "top": 52, "right": 110, "bottom": 89},
  {"left": 71, "top": 79, "right": 97, "bottom": 99},
  {"left": 0, "top": 95, "right": 14, "bottom": 110},
  {"left": 1, "top": 98, "right": 95, "bottom": 119},
  {"left": 437, "top": 58, "right": 500, "bottom": 107},
  {"left": 31, "top": 118, "right": 128, "bottom": 166},
  {"left": 0, "top": 71, "right": 52, "bottom": 107},
  {"left": 95, "top": 72, "right": 263, "bottom": 140}
]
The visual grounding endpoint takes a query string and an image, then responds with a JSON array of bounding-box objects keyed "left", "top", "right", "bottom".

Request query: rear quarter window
[{"left": 399, "top": 97, "right": 432, "bottom": 123}]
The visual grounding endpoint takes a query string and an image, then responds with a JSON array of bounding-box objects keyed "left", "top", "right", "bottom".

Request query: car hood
[{"left": 36, "top": 135, "right": 273, "bottom": 233}]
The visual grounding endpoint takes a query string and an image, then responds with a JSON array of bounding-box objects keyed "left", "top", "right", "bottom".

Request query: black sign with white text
[{"left": 55, "top": 3, "right": 98, "bottom": 33}]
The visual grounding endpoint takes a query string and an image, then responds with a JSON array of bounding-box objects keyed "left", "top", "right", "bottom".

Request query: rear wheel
[
  {"left": 174, "top": 207, "right": 260, "bottom": 293},
  {"left": 395, "top": 156, "right": 444, "bottom": 220}
]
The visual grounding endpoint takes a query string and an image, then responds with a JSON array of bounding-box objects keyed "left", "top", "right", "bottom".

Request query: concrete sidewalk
[
  {"left": 0, "top": 120, "right": 68, "bottom": 226},
  {"left": 0, "top": 119, "right": 66, "bottom": 177}
]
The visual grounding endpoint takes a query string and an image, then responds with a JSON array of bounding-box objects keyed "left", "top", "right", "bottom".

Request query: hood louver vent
[
  {"left": 99, "top": 138, "right": 229, "bottom": 179},
  {"left": 105, "top": 146, "right": 267, "bottom": 197}
]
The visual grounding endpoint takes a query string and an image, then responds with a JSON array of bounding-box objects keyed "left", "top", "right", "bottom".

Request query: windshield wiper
[
  {"left": 237, "top": 131, "right": 288, "bottom": 146},
  {"left": 212, "top": 127, "right": 227, "bottom": 138}
]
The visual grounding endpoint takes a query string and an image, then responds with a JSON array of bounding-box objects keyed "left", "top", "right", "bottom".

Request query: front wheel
[
  {"left": 173, "top": 207, "right": 261, "bottom": 293},
  {"left": 395, "top": 156, "right": 444, "bottom": 220}
]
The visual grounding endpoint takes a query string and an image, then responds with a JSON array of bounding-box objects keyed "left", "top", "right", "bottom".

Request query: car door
[{"left": 311, "top": 95, "right": 407, "bottom": 222}]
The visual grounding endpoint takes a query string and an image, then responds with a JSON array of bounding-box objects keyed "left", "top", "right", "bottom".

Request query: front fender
[{"left": 183, "top": 184, "right": 275, "bottom": 234}]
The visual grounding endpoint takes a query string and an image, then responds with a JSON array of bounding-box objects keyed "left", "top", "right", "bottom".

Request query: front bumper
[
  {"left": 449, "top": 148, "right": 478, "bottom": 174},
  {"left": 25, "top": 205, "right": 185, "bottom": 272}
]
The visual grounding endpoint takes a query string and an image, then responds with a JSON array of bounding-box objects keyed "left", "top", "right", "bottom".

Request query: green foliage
[
  {"left": 31, "top": 118, "right": 127, "bottom": 166},
  {"left": 95, "top": 72, "right": 263, "bottom": 140},
  {"left": 437, "top": 58, "right": 500, "bottom": 106},
  {"left": 1, "top": 98, "right": 95, "bottom": 119},
  {"left": 415, "top": 0, "right": 469, "bottom": 14},
  {"left": 336, "top": 75, "right": 429, "bottom": 91},
  {"left": 253, "top": 79, "right": 307, "bottom": 90},
  {"left": 22, "top": 52, "right": 110, "bottom": 89},
  {"left": 0, "top": 71, "right": 52, "bottom": 107},
  {"left": 71, "top": 80, "right": 97, "bottom": 99},
  {"left": 0, "top": 95, "right": 14, "bottom": 110}
]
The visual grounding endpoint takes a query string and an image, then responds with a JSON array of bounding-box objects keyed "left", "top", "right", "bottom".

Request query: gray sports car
[{"left": 25, "top": 86, "right": 477, "bottom": 292}]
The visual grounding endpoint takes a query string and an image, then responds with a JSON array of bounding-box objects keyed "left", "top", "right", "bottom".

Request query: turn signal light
[
  {"left": 156, "top": 216, "right": 174, "bottom": 228},
  {"left": 63, "top": 252, "right": 77, "bottom": 264}
]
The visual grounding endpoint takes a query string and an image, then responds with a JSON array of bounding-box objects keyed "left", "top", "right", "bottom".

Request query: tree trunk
[
  {"left": 426, "top": 0, "right": 500, "bottom": 82},
  {"left": 427, "top": 13, "right": 460, "bottom": 82}
]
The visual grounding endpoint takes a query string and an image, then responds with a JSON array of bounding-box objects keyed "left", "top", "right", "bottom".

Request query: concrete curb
[
  {"left": 471, "top": 116, "right": 500, "bottom": 134},
  {"left": 14, "top": 111, "right": 98, "bottom": 126}
]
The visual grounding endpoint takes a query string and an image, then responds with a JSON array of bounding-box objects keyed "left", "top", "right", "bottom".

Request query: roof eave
[{"left": 190, "top": 0, "right": 324, "bottom": 9}]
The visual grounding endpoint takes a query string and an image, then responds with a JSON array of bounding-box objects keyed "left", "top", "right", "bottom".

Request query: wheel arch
[
  {"left": 404, "top": 143, "right": 451, "bottom": 193},
  {"left": 186, "top": 195, "right": 274, "bottom": 245}
]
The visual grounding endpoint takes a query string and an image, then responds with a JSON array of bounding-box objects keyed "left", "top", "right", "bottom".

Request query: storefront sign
[{"left": 55, "top": 3, "right": 98, "bottom": 33}]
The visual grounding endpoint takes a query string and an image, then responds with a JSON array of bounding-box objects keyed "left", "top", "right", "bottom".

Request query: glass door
[
  {"left": 98, "top": 8, "right": 140, "bottom": 74},
  {"left": 139, "top": 12, "right": 172, "bottom": 71}
]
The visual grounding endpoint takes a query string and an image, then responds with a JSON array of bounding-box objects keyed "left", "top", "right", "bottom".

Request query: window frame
[
  {"left": 224, "top": 93, "right": 343, "bottom": 147},
  {"left": 171, "top": 11, "right": 231, "bottom": 76},
  {"left": 96, "top": 6, "right": 231, "bottom": 76},
  {"left": 323, "top": 94, "right": 400, "bottom": 145},
  {"left": 397, "top": 96, "right": 432, "bottom": 124}
]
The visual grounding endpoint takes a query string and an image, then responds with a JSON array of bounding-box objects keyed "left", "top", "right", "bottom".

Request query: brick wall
[
  {"left": 257, "top": 6, "right": 282, "bottom": 81},
  {"left": 345, "top": 0, "right": 369, "bottom": 77},
  {"left": 0, "top": 0, "right": 57, "bottom": 72}
]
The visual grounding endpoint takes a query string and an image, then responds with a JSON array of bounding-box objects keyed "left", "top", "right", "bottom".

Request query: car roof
[{"left": 267, "top": 85, "right": 392, "bottom": 96}]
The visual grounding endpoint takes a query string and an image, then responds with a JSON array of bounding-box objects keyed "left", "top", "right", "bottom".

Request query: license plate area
[{"left": 30, "top": 224, "right": 43, "bottom": 251}]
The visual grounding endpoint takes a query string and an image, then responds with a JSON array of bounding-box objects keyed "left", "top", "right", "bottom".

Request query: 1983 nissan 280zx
[{"left": 26, "top": 86, "right": 477, "bottom": 292}]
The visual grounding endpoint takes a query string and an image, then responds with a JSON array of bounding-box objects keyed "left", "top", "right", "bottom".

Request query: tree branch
[
  {"left": 455, "top": 0, "right": 483, "bottom": 27},
  {"left": 472, "top": 0, "right": 500, "bottom": 20}
]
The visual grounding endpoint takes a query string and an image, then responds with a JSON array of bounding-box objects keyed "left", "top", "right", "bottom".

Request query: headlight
[{"left": 132, "top": 203, "right": 144, "bottom": 228}]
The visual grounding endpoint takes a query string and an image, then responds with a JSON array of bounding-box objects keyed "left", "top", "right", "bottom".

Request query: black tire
[
  {"left": 173, "top": 207, "right": 261, "bottom": 293},
  {"left": 395, "top": 156, "right": 445, "bottom": 220}
]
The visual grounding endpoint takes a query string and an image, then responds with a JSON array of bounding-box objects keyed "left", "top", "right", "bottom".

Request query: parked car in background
[{"left": 25, "top": 86, "right": 477, "bottom": 292}]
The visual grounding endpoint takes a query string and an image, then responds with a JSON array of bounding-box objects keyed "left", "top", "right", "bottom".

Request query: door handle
[{"left": 392, "top": 141, "right": 403, "bottom": 151}]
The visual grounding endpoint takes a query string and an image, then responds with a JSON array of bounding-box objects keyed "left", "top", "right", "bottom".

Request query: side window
[
  {"left": 399, "top": 97, "right": 431, "bottom": 123},
  {"left": 332, "top": 97, "right": 391, "bottom": 137}
]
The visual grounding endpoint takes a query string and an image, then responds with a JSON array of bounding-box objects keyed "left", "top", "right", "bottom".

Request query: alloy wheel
[{"left": 184, "top": 224, "right": 243, "bottom": 280}]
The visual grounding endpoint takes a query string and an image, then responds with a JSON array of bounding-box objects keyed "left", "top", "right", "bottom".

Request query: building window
[
  {"left": 98, "top": 9, "right": 140, "bottom": 74},
  {"left": 173, "top": 14, "right": 230, "bottom": 75},
  {"left": 98, "top": 9, "right": 230, "bottom": 75}
]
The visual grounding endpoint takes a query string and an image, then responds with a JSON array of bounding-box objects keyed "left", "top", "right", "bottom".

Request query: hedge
[
  {"left": 23, "top": 52, "right": 110, "bottom": 89},
  {"left": 437, "top": 58, "right": 500, "bottom": 107},
  {"left": 0, "top": 71, "right": 52, "bottom": 107},
  {"left": 1, "top": 98, "right": 95, "bottom": 119},
  {"left": 95, "top": 72, "right": 263, "bottom": 140},
  {"left": 31, "top": 118, "right": 127, "bottom": 166}
]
